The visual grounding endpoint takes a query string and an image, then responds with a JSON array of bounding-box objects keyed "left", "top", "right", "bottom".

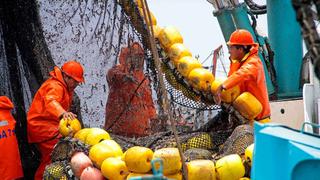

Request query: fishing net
[
  {"left": 118, "top": 0, "right": 221, "bottom": 111},
  {"left": 43, "top": 137, "right": 89, "bottom": 179},
  {"left": 50, "top": 137, "right": 89, "bottom": 162},
  {"left": 215, "top": 124, "right": 254, "bottom": 159},
  {"left": 43, "top": 161, "right": 71, "bottom": 180},
  {"left": 1, "top": 0, "right": 254, "bottom": 178}
]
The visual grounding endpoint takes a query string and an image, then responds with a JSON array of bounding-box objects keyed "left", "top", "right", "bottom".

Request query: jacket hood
[
  {"left": 49, "top": 66, "right": 67, "bottom": 87},
  {"left": 241, "top": 45, "right": 259, "bottom": 62},
  {"left": 0, "top": 96, "right": 14, "bottom": 110},
  {"left": 249, "top": 45, "right": 259, "bottom": 57}
]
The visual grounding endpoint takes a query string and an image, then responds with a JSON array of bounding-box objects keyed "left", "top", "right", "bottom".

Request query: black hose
[
  {"left": 292, "top": 0, "right": 320, "bottom": 80},
  {"left": 245, "top": 0, "right": 266, "bottom": 9},
  {"left": 249, "top": 9, "right": 267, "bottom": 15},
  {"left": 245, "top": 0, "right": 267, "bottom": 14}
]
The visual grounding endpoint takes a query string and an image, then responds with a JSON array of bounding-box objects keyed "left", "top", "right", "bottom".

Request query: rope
[{"left": 139, "top": 1, "right": 188, "bottom": 179}]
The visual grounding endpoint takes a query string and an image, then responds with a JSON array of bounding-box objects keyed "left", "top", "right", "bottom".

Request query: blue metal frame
[{"left": 267, "top": 0, "right": 303, "bottom": 98}]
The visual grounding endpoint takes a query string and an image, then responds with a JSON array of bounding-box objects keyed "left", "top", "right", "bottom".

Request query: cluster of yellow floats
[
  {"left": 56, "top": 1, "right": 264, "bottom": 179},
  {"left": 137, "top": 0, "right": 263, "bottom": 121},
  {"left": 59, "top": 119, "right": 254, "bottom": 180}
]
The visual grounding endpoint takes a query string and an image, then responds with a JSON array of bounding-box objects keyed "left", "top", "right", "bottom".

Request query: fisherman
[
  {"left": 104, "top": 42, "right": 156, "bottom": 137},
  {"left": 215, "top": 29, "right": 271, "bottom": 123},
  {"left": 27, "top": 60, "right": 85, "bottom": 179},
  {"left": 0, "top": 95, "right": 24, "bottom": 180}
]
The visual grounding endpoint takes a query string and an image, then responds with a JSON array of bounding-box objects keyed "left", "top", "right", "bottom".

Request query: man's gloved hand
[
  {"left": 60, "top": 111, "right": 77, "bottom": 120},
  {"left": 214, "top": 84, "right": 225, "bottom": 105}
]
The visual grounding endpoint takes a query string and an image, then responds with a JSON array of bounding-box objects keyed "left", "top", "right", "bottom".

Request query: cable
[
  {"left": 201, "top": 50, "right": 214, "bottom": 64},
  {"left": 244, "top": 0, "right": 267, "bottom": 15}
]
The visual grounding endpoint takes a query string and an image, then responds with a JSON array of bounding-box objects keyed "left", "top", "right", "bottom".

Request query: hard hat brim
[
  {"left": 73, "top": 76, "right": 85, "bottom": 83},
  {"left": 227, "top": 41, "right": 259, "bottom": 46},
  {"left": 63, "top": 71, "right": 85, "bottom": 83}
]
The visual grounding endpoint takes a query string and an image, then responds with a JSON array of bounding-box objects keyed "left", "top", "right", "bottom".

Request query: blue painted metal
[
  {"left": 231, "top": 4, "right": 256, "bottom": 39},
  {"left": 129, "top": 158, "right": 168, "bottom": 180},
  {"left": 231, "top": 3, "right": 275, "bottom": 95},
  {"left": 213, "top": 8, "right": 236, "bottom": 42},
  {"left": 267, "top": 0, "right": 303, "bottom": 98},
  {"left": 252, "top": 123, "right": 320, "bottom": 180}
]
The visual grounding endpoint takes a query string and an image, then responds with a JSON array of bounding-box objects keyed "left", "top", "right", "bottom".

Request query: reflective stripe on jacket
[
  {"left": 0, "top": 96, "right": 24, "bottom": 180},
  {"left": 223, "top": 46, "right": 271, "bottom": 119}
]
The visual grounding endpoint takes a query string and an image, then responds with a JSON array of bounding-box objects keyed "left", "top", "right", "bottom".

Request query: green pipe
[
  {"left": 267, "top": 0, "right": 303, "bottom": 98},
  {"left": 213, "top": 8, "right": 236, "bottom": 42}
]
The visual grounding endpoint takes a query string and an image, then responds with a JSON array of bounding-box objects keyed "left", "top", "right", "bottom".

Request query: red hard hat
[
  {"left": 61, "top": 60, "right": 85, "bottom": 83},
  {"left": 227, "top": 29, "right": 258, "bottom": 46}
]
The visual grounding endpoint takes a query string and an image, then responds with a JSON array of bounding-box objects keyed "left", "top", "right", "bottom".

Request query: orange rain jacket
[
  {"left": 27, "top": 67, "right": 73, "bottom": 179},
  {"left": 104, "top": 43, "right": 156, "bottom": 137},
  {"left": 223, "top": 46, "right": 271, "bottom": 120},
  {"left": 0, "top": 96, "right": 24, "bottom": 180}
]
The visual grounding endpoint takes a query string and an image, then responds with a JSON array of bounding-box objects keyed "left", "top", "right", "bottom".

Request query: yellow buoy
[
  {"left": 216, "top": 154, "right": 245, "bottom": 180},
  {"left": 188, "top": 68, "right": 215, "bottom": 91},
  {"left": 187, "top": 160, "right": 216, "bottom": 180},
  {"left": 245, "top": 144, "right": 254, "bottom": 166},
  {"left": 100, "top": 139, "right": 123, "bottom": 157},
  {"left": 124, "top": 146, "right": 154, "bottom": 173},
  {"left": 233, "top": 92, "right": 263, "bottom": 120},
  {"left": 210, "top": 77, "right": 240, "bottom": 103},
  {"left": 153, "top": 148, "right": 182, "bottom": 175},
  {"left": 89, "top": 143, "right": 120, "bottom": 168},
  {"left": 59, "top": 118, "right": 81, "bottom": 137},
  {"left": 74, "top": 128, "right": 91, "bottom": 142},
  {"left": 85, "top": 128, "right": 111, "bottom": 146},
  {"left": 168, "top": 43, "right": 192, "bottom": 66},
  {"left": 177, "top": 56, "right": 202, "bottom": 77},
  {"left": 158, "top": 26, "right": 183, "bottom": 50},
  {"left": 101, "top": 157, "right": 129, "bottom": 180}
]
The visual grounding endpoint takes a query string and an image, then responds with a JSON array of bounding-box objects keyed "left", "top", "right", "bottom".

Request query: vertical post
[
  {"left": 213, "top": 8, "right": 236, "bottom": 42},
  {"left": 267, "top": 0, "right": 303, "bottom": 98},
  {"left": 231, "top": 3, "right": 275, "bottom": 95}
]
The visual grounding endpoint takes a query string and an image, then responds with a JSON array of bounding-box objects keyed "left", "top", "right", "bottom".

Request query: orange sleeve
[
  {"left": 223, "top": 59, "right": 259, "bottom": 90},
  {"left": 43, "top": 83, "right": 66, "bottom": 119}
]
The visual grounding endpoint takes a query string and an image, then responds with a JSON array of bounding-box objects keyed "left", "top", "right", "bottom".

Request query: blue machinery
[
  {"left": 267, "top": 0, "right": 303, "bottom": 98},
  {"left": 252, "top": 122, "right": 320, "bottom": 179},
  {"left": 212, "top": 0, "right": 303, "bottom": 99}
]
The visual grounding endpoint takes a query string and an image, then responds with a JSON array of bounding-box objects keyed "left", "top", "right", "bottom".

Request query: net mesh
[
  {"left": 215, "top": 124, "right": 254, "bottom": 159},
  {"left": 118, "top": 0, "right": 221, "bottom": 111},
  {"left": 43, "top": 161, "right": 70, "bottom": 180},
  {"left": 43, "top": 0, "right": 252, "bottom": 177},
  {"left": 44, "top": 138, "right": 89, "bottom": 179}
]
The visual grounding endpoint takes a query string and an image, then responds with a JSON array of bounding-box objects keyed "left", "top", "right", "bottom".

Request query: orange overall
[
  {"left": 105, "top": 43, "right": 156, "bottom": 137},
  {"left": 223, "top": 46, "right": 271, "bottom": 120},
  {"left": 0, "top": 96, "right": 24, "bottom": 180},
  {"left": 27, "top": 67, "right": 72, "bottom": 180}
]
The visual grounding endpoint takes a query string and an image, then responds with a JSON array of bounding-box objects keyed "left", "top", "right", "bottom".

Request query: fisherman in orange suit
[
  {"left": 0, "top": 96, "right": 24, "bottom": 180},
  {"left": 27, "top": 60, "right": 85, "bottom": 180},
  {"left": 104, "top": 42, "right": 156, "bottom": 137},
  {"left": 215, "top": 29, "right": 271, "bottom": 123}
]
